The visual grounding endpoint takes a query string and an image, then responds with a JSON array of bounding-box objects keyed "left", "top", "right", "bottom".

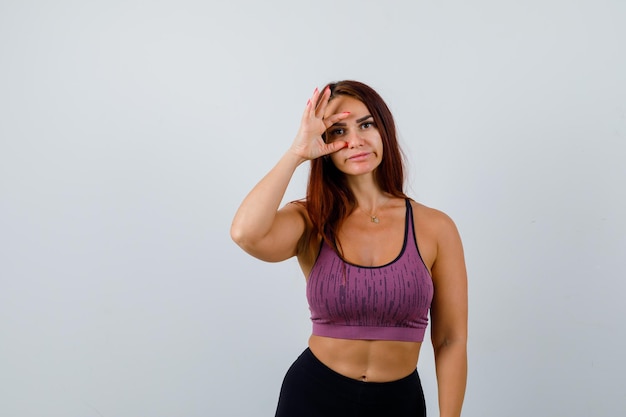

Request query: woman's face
[{"left": 323, "top": 96, "right": 383, "bottom": 177}]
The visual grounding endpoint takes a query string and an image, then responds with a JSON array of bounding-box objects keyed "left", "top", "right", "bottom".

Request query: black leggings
[{"left": 274, "top": 348, "right": 426, "bottom": 417}]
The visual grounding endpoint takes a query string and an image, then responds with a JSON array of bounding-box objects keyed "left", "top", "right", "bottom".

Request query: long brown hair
[{"left": 306, "top": 80, "right": 408, "bottom": 254}]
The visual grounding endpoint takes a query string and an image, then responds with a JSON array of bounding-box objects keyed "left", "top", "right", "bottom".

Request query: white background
[{"left": 1, "top": 1, "right": 625, "bottom": 416}]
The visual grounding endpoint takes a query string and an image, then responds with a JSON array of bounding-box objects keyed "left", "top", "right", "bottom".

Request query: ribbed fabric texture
[{"left": 306, "top": 199, "right": 433, "bottom": 342}]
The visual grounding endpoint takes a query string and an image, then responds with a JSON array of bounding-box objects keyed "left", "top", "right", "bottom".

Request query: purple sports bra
[{"left": 306, "top": 199, "right": 433, "bottom": 342}]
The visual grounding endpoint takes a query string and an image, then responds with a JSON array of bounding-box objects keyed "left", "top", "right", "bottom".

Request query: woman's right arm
[
  {"left": 230, "top": 86, "right": 348, "bottom": 262},
  {"left": 230, "top": 151, "right": 308, "bottom": 262}
]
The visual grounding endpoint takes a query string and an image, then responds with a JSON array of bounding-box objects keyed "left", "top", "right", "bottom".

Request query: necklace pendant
[{"left": 371, "top": 216, "right": 379, "bottom": 224}]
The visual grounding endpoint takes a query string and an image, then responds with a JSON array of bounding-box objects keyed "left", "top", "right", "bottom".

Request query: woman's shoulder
[
  {"left": 408, "top": 199, "right": 464, "bottom": 272},
  {"left": 284, "top": 199, "right": 317, "bottom": 238},
  {"left": 283, "top": 199, "right": 322, "bottom": 274},
  {"left": 284, "top": 198, "right": 311, "bottom": 221},
  {"left": 408, "top": 199, "right": 460, "bottom": 236}
]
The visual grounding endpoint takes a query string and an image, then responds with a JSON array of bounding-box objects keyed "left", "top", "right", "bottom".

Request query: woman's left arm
[{"left": 430, "top": 212, "right": 468, "bottom": 417}]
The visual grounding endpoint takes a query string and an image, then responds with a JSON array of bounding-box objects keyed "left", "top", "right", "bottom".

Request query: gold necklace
[{"left": 366, "top": 197, "right": 389, "bottom": 224}]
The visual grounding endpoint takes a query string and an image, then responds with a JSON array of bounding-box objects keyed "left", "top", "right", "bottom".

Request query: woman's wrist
[{"left": 284, "top": 147, "right": 309, "bottom": 167}]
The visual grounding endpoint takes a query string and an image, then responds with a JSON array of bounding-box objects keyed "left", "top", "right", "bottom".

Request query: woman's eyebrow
[{"left": 330, "top": 114, "right": 373, "bottom": 127}]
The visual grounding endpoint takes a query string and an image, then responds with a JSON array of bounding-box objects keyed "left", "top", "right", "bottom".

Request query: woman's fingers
[
  {"left": 302, "top": 87, "right": 321, "bottom": 122},
  {"left": 292, "top": 86, "right": 350, "bottom": 160},
  {"left": 323, "top": 110, "right": 351, "bottom": 129},
  {"left": 314, "top": 86, "right": 331, "bottom": 117},
  {"left": 322, "top": 139, "right": 348, "bottom": 155}
]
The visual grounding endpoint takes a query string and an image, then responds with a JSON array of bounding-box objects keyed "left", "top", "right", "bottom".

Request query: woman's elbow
[
  {"left": 432, "top": 333, "right": 467, "bottom": 354},
  {"left": 230, "top": 223, "right": 274, "bottom": 260},
  {"left": 230, "top": 222, "right": 254, "bottom": 250}
]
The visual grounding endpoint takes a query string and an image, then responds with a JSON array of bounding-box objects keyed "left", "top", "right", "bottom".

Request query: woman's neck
[{"left": 348, "top": 183, "right": 389, "bottom": 215}]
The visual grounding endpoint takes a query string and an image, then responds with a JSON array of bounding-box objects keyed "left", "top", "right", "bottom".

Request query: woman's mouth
[{"left": 348, "top": 152, "right": 371, "bottom": 161}]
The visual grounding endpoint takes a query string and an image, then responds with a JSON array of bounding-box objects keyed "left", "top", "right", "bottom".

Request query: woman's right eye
[{"left": 329, "top": 128, "right": 344, "bottom": 136}]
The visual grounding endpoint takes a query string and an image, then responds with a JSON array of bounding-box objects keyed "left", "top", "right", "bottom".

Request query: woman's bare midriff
[{"left": 308, "top": 334, "right": 422, "bottom": 383}]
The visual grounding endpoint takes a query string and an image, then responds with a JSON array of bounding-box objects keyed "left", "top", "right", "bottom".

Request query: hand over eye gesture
[{"left": 290, "top": 86, "right": 350, "bottom": 161}]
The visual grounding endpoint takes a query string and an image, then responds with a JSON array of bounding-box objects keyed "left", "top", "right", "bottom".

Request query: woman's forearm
[
  {"left": 434, "top": 340, "right": 467, "bottom": 417},
  {"left": 230, "top": 150, "right": 305, "bottom": 245}
]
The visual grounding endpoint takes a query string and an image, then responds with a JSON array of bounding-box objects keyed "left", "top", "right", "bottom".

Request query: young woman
[{"left": 231, "top": 80, "right": 467, "bottom": 417}]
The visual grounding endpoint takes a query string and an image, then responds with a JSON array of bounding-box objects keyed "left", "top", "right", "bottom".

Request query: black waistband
[{"left": 297, "top": 348, "right": 420, "bottom": 398}]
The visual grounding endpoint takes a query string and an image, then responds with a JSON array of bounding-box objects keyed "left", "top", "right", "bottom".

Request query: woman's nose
[{"left": 346, "top": 130, "right": 364, "bottom": 148}]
